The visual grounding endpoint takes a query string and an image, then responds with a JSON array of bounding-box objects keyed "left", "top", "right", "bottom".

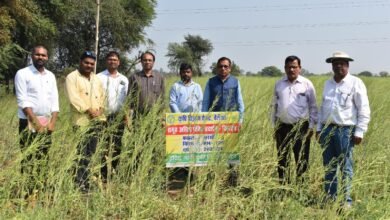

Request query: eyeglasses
[{"left": 218, "top": 65, "right": 230, "bottom": 69}]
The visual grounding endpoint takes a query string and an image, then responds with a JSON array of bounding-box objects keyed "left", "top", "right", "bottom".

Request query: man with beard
[
  {"left": 168, "top": 63, "right": 203, "bottom": 192},
  {"left": 15, "top": 45, "right": 59, "bottom": 194},
  {"left": 65, "top": 51, "right": 106, "bottom": 192}
]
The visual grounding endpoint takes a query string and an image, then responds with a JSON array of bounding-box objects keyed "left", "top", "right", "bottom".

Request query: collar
[
  {"left": 77, "top": 69, "right": 96, "bottom": 79},
  {"left": 140, "top": 70, "right": 155, "bottom": 78},
  {"left": 282, "top": 75, "right": 303, "bottom": 83},
  {"left": 179, "top": 80, "right": 195, "bottom": 86},
  {"left": 104, "top": 69, "right": 120, "bottom": 77},
  {"left": 218, "top": 74, "right": 231, "bottom": 82},
  {"left": 332, "top": 72, "right": 351, "bottom": 84},
  {"left": 29, "top": 65, "right": 47, "bottom": 75}
]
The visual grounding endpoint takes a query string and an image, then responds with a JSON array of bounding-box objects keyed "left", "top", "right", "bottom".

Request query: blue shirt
[
  {"left": 202, "top": 75, "right": 244, "bottom": 121},
  {"left": 169, "top": 80, "right": 203, "bottom": 113}
]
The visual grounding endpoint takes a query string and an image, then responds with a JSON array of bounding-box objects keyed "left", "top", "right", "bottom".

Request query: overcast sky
[{"left": 135, "top": 0, "right": 390, "bottom": 74}]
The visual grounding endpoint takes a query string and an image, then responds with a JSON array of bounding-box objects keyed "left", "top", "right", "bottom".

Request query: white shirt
[
  {"left": 15, "top": 65, "right": 59, "bottom": 119},
  {"left": 272, "top": 75, "right": 318, "bottom": 128},
  {"left": 169, "top": 80, "right": 203, "bottom": 113},
  {"left": 317, "top": 73, "right": 370, "bottom": 138},
  {"left": 97, "top": 70, "right": 129, "bottom": 114}
]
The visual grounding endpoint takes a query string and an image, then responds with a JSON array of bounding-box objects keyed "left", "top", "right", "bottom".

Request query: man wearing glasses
[
  {"left": 202, "top": 57, "right": 244, "bottom": 118},
  {"left": 317, "top": 51, "right": 370, "bottom": 209},
  {"left": 202, "top": 56, "right": 244, "bottom": 187},
  {"left": 65, "top": 51, "right": 106, "bottom": 192}
]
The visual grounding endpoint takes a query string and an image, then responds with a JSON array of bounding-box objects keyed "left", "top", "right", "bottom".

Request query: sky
[{"left": 136, "top": 0, "right": 390, "bottom": 75}]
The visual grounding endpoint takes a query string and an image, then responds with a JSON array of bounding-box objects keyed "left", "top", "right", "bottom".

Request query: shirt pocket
[
  {"left": 153, "top": 81, "right": 162, "bottom": 94},
  {"left": 338, "top": 87, "right": 353, "bottom": 108},
  {"left": 297, "top": 93, "right": 308, "bottom": 107}
]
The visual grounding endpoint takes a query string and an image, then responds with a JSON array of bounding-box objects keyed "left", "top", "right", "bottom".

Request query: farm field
[{"left": 0, "top": 76, "right": 389, "bottom": 219}]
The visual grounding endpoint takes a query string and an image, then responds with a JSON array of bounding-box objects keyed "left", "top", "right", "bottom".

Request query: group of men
[
  {"left": 14, "top": 46, "right": 244, "bottom": 193},
  {"left": 15, "top": 45, "right": 370, "bottom": 208},
  {"left": 272, "top": 52, "right": 370, "bottom": 208}
]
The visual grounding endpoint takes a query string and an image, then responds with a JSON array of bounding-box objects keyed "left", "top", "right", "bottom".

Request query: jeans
[{"left": 319, "top": 124, "right": 355, "bottom": 204}]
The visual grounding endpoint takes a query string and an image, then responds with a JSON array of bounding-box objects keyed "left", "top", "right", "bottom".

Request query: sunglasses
[{"left": 218, "top": 65, "right": 230, "bottom": 69}]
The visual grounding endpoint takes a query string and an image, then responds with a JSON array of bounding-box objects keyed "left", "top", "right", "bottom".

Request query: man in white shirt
[
  {"left": 97, "top": 51, "right": 129, "bottom": 181},
  {"left": 14, "top": 45, "right": 59, "bottom": 193},
  {"left": 317, "top": 51, "right": 370, "bottom": 208},
  {"left": 272, "top": 55, "right": 318, "bottom": 184}
]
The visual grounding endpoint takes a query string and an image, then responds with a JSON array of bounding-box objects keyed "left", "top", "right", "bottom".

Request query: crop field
[{"left": 0, "top": 76, "right": 389, "bottom": 219}]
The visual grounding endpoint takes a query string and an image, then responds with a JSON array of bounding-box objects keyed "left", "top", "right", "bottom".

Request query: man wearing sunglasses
[
  {"left": 202, "top": 56, "right": 244, "bottom": 187},
  {"left": 202, "top": 57, "right": 244, "bottom": 119},
  {"left": 65, "top": 51, "right": 106, "bottom": 192}
]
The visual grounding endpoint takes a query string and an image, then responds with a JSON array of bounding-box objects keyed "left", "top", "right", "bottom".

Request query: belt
[{"left": 323, "top": 123, "right": 354, "bottom": 128}]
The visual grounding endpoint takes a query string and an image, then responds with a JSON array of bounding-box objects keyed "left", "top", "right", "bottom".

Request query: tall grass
[{"left": 0, "top": 76, "right": 389, "bottom": 219}]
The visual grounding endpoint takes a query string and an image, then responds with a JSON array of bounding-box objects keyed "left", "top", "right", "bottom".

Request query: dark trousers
[
  {"left": 275, "top": 121, "right": 310, "bottom": 184},
  {"left": 101, "top": 114, "right": 125, "bottom": 181},
  {"left": 74, "top": 121, "right": 104, "bottom": 190},
  {"left": 19, "top": 119, "right": 51, "bottom": 192}
]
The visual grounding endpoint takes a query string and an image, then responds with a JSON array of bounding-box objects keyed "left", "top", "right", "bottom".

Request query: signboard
[{"left": 165, "top": 112, "right": 240, "bottom": 167}]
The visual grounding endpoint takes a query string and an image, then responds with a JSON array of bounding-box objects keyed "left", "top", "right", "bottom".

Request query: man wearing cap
[
  {"left": 14, "top": 45, "right": 59, "bottom": 193},
  {"left": 65, "top": 51, "right": 106, "bottom": 192},
  {"left": 97, "top": 51, "right": 128, "bottom": 181},
  {"left": 271, "top": 55, "right": 318, "bottom": 184},
  {"left": 317, "top": 51, "right": 370, "bottom": 207}
]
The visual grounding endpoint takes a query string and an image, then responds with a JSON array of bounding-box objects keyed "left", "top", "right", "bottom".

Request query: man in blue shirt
[
  {"left": 202, "top": 57, "right": 245, "bottom": 187},
  {"left": 202, "top": 57, "right": 244, "bottom": 123},
  {"left": 169, "top": 63, "right": 203, "bottom": 113},
  {"left": 168, "top": 63, "right": 203, "bottom": 193}
]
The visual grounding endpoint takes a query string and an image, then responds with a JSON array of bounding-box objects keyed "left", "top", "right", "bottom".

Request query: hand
[
  {"left": 35, "top": 123, "right": 46, "bottom": 133},
  {"left": 87, "top": 108, "right": 99, "bottom": 118},
  {"left": 47, "top": 121, "right": 56, "bottom": 132},
  {"left": 353, "top": 136, "right": 363, "bottom": 145},
  {"left": 124, "top": 115, "right": 132, "bottom": 131}
]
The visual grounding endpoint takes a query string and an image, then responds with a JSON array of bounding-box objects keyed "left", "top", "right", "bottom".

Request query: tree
[
  {"left": 0, "top": 0, "right": 56, "bottom": 93},
  {"left": 0, "top": 0, "right": 156, "bottom": 77},
  {"left": 210, "top": 61, "right": 243, "bottom": 76},
  {"left": 379, "top": 71, "right": 389, "bottom": 77},
  {"left": 259, "top": 66, "right": 283, "bottom": 77},
  {"left": 300, "top": 68, "right": 314, "bottom": 76},
  {"left": 166, "top": 34, "right": 213, "bottom": 76},
  {"left": 358, "top": 71, "right": 373, "bottom": 77},
  {"left": 50, "top": 0, "right": 156, "bottom": 72}
]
